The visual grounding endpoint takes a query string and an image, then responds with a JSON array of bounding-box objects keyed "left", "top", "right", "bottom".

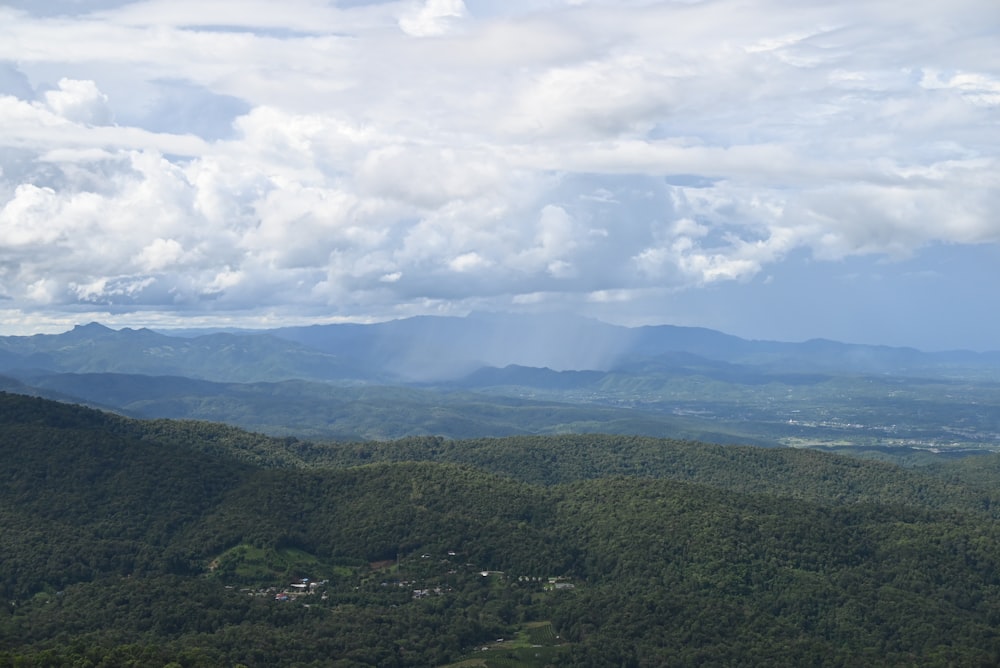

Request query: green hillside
[{"left": 3, "top": 392, "right": 1000, "bottom": 666}]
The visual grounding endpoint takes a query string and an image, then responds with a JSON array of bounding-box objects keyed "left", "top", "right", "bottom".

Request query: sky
[{"left": 0, "top": 0, "right": 998, "bottom": 350}]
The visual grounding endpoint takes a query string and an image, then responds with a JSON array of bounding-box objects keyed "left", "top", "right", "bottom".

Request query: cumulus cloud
[
  {"left": 0, "top": 0, "right": 996, "bottom": 333},
  {"left": 42, "top": 78, "right": 114, "bottom": 125}
]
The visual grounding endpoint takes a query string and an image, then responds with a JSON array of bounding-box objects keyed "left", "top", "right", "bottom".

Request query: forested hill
[
  {"left": 304, "top": 434, "right": 1000, "bottom": 513},
  {"left": 5, "top": 392, "right": 1000, "bottom": 665},
  {"left": 7, "top": 389, "right": 993, "bottom": 514}
]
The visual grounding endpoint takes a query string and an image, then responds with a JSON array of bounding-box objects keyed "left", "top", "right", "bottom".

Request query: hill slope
[{"left": 5, "top": 394, "right": 1000, "bottom": 665}]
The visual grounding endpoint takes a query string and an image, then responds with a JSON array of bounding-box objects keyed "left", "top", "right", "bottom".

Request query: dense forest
[{"left": 4, "top": 391, "right": 1000, "bottom": 666}]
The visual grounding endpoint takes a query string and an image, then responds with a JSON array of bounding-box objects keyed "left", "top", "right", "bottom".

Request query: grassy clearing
[
  {"left": 443, "top": 621, "right": 569, "bottom": 668},
  {"left": 525, "top": 621, "right": 558, "bottom": 645}
]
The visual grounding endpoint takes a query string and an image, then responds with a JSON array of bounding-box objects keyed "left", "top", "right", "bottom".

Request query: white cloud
[
  {"left": 920, "top": 69, "right": 1000, "bottom": 107},
  {"left": 399, "top": 0, "right": 468, "bottom": 37},
  {"left": 42, "top": 78, "right": 113, "bottom": 125},
  {"left": 449, "top": 251, "right": 490, "bottom": 272},
  {"left": 135, "top": 237, "right": 185, "bottom": 272},
  {"left": 0, "top": 0, "right": 996, "bottom": 336}
]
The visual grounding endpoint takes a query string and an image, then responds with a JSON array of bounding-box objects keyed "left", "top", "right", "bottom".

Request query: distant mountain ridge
[
  {"left": 2, "top": 313, "right": 997, "bottom": 385},
  {"left": 0, "top": 321, "right": 366, "bottom": 383},
  {"left": 158, "top": 312, "right": 1000, "bottom": 378},
  {"left": 2, "top": 313, "right": 999, "bottom": 450}
]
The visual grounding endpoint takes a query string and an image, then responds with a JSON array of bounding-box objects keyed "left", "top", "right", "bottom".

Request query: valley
[{"left": 1, "top": 314, "right": 999, "bottom": 458}]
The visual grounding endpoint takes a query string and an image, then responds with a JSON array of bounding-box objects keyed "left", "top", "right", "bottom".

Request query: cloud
[
  {"left": 399, "top": 0, "right": 468, "bottom": 37},
  {"left": 0, "top": 0, "right": 996, "bottom": 338},
  {"left": 42, "top": 78, "right": 114, "bottom": 125}
]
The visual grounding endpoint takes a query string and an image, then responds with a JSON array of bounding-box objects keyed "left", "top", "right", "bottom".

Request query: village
[{"left": 249, "top": 549, "right": 576, "bottom": 607}]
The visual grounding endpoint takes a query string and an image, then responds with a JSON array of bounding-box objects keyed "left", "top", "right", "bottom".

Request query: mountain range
[
  {"left": 1, "top": 313, "right": 998, "bottom": 452},
  {"left": 4, "top": 313, "right": 1000, "bottom": 383}
]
